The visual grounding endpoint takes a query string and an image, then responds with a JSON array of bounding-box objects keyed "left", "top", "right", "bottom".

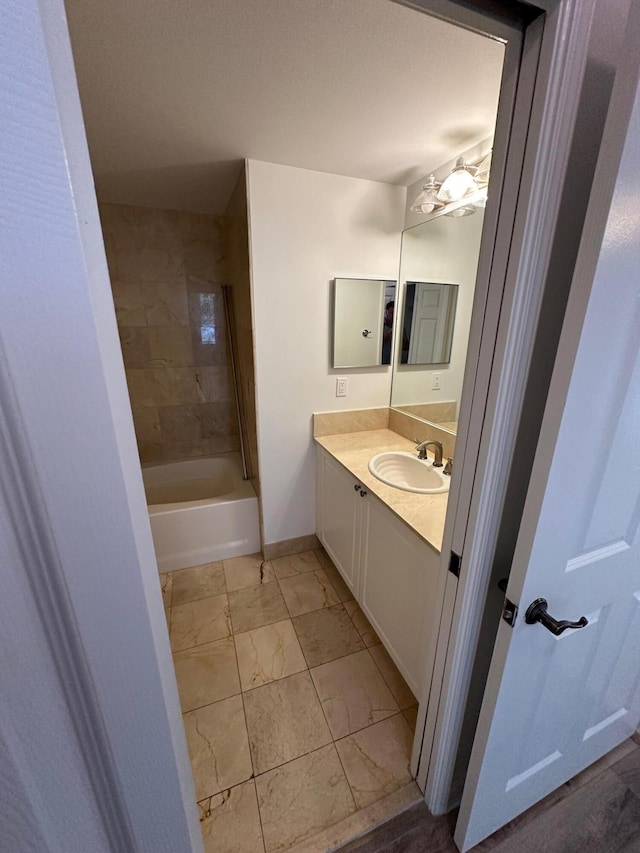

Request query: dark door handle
[{"left": 525, "top": 598, "right": 588, "bottom": 635}]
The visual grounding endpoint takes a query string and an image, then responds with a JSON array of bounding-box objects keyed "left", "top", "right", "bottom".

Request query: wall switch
[
  {"left": 432, "top": 372, "right": 441, "bottom": 391},
  {"left": 336, "top": 377, "right": 348, "bottom": 397}
]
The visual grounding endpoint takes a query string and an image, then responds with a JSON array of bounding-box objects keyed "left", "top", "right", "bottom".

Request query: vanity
[{"left": 315, "top": 424, "right": 449, "bottom": 698}]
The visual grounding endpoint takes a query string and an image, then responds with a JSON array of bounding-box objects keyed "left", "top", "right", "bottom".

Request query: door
[
  {"left": 408, "top": 282, "right": 454, "bottom": 364},
  {"left": 455, "top": 74, "right": 640, "bottom": 852}
]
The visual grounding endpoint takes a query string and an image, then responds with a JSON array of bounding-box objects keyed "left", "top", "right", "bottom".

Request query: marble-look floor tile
[
  {"left": 170, "top": 593, "right": 231, "bottom": 652},
  {"left": 314, "top": 550, "right": 354, "bottom": 602},
  {"left": 292, "top": 604, "right": 364, "bottom": 667},
  {"left": 336, "top": 714, "right": 414, "bottom": 808},
  {"left": 272, "top": 550, "right": 320, "bottom": 580},
  {"left": 244, "top": 671, "right": 331, "bottom": 775},
  {"left": 198, "top": 780, "right": 265, "bottom": 853},
  {"left": 320, "top": 564, "right": 354, "bottom": 603},
  {"left": 311, "top": 650, "right": 399, "bottom": 739},
  {"left": 235, "top": 619, "right": 307, "bottom": 691},
  {"left": 228, "top": 582, "right": 289, "bottom": 634},
  {"left": 224, "top": 553, "right": 275, "bottom": 592},
  {"left": 344, "top": 601, "right": 380, "bottom": 647},
  {"left": 184, "top": 695, "right": 252, "bottom": 800},
  {"left": 369, "top": 644, "right": 417, "bottom": 710},
  {"left": 173, "top": 636, "right": 240, "bottom": 712},
  {"left": 160, "top": 572, "right": 172, "bottom": 608},
  {"left": 171, "top": 561, "right": 226, "bottom": 606},
  {"left": 256, "top": 744, "right": 356, "bottom": 853},
  {"left": 403, "top": 705, "right": 419, "bottom": 733},
  {"left": 279, "top": 570, "right": 339, "bottom": 618}
]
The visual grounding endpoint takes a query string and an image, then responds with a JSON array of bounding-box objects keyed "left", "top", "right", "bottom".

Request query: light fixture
[
  {"left": 445, "top": 204, "right": 476, "bottom": 217},
  {"left": 474, "top": 150, "right": 492, "bottom": 187},
  {"left": 437, "top": 158, "right": 478, "bottom": 203},
  {"left": 410, "top": 174, "right": 444, "bottom": 214}
]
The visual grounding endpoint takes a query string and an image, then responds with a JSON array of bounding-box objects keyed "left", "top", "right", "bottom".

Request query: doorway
[{"left": 50, "top": 1, "right": 632, "bottom": 852}]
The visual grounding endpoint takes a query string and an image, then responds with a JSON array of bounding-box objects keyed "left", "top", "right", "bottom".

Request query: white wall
[
  {"left": 247, "top": 160, "right": 405, "bottom": 545},
  {"left": 391, "top": 211, "right": 484, "bottom": 409},
  {"left": 0, "top": 0, "right": 201, "bottom": 849}
]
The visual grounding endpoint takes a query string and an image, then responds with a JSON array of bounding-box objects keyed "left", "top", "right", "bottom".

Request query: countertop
[{"left": 315, "top": 429, "right": 449, "bottom": 553}]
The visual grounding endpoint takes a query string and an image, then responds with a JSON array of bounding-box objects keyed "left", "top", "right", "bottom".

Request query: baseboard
[{"left": 263, "top": 534, "right": 320, "bottom": 560}]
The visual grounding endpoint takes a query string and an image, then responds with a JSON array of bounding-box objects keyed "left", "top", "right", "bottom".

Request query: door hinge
[
  {"left": 502, "top": 597, "right": 518, "bottom": 627},
  {"left": 448, "top": 550, "right": 461, "bottom": 578}
]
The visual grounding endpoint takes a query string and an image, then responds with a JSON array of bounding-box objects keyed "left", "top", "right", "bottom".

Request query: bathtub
[{"left": 143, "top": 453, "right": 260, "bottom": 572}]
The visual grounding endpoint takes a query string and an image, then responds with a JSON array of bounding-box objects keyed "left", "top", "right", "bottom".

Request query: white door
[
  {"left": 455, "top": 82, "right": 640, "bottom": 851},
  {"left": 408, "top": 283, "right": 453, "bottom": 364}
]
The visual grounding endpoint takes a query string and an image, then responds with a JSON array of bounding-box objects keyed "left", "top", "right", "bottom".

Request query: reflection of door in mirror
[
  {"left": 333, "top": 278, "right": 396, "bottom": 368},
  {"left": 391, "top": 212, "right": 485, "bottom": 434},
  {"left": 403, "top": 282, "right": 458, "bottom": 365}
]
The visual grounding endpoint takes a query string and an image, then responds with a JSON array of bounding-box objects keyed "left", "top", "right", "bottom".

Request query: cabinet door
[
  {"left": 360, "top": 493, "right": 440, "bottom": 697},
  {"left": 316, "top": 449, "right": 361, "bottom": 595}
]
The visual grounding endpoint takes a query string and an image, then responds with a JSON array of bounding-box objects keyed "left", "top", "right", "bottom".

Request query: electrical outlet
[
  {"left": 336, "top": 376, "right": 348, "bottom": 397},
  {"left": 432, "top": 372, "right": 441, "bottom": 391}
]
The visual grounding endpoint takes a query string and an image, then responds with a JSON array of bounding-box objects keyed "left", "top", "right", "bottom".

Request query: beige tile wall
[
  {"left": 100, "top": 203, "right": 240, "bottom": 464},
  {"left": 223, "top": 172, "right": 260, "bottom": 498}
]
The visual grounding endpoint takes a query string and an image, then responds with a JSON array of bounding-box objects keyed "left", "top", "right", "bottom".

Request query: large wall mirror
[
  {"left": 333, "top": 278, "right": 397, "bottom": 368},
  {"left": 390, "top": 210, "right": 485, "bottom": 435}
]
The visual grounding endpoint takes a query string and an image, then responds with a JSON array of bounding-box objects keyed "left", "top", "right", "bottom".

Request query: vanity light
[
  {"left": 409, "top": 174, "right": 444, "bottom": 214},
  {"left": 436, "top": 158, "right": 478, "bottom": 203},
  {"left": 474, "top": 150, "right": 492, "bottom": 187},
  {"left": 445, "top": 204, "right": 476, "bottom": 217}
]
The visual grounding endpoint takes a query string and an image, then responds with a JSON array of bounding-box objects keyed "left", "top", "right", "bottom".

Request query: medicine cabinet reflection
[{"left": 332, "top": 278, "right": 397, "bottom": 368}]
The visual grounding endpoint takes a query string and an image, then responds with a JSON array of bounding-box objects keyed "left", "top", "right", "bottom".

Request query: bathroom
[{"left": 64, "top": 0, "right": 502, "bottom": 850}]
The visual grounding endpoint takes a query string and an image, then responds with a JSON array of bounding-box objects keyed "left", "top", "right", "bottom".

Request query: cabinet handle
[
  {"left": 354, "top": 484, "right": 361, "bottom": 492},
  {"left": 360, "top": 489, "right": 367, "bottom": 497}
]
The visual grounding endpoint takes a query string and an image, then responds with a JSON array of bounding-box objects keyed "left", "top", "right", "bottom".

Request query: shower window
[{"left": 199, "top": 293, "right": 216, "bottom": 344}]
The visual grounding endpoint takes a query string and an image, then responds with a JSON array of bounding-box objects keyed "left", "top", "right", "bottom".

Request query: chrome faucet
[{"left": 415, "top": 439, "right": 443, "bottom": 467}]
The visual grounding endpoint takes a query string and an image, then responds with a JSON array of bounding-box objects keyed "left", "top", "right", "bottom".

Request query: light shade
[
  {"left": 474, "top": 150, "right": 492, "bottom": 187},
  {"left": 445, "top": 204, "right": 476, "bottom": 217},
  {"left": 437, "top": 158, "right": 477, "bottom": 203},
  {"left": 410, "top": 174, "right": 444, "bottom": 214}
]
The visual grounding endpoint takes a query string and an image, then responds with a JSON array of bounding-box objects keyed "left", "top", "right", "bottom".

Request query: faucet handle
[{"left": 443, "top": 457, "right": 453, "bottom": 476}]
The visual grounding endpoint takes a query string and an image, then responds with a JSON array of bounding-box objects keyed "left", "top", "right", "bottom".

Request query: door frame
[
  {"left": 2, "top": 0, "right": 636, "bottom": 848},
  {"left": 397, "top": 0, "right": 638, "bottom": 816}
]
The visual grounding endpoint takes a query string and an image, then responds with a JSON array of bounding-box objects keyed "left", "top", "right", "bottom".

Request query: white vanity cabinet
[
  {"left": 315, "top": 448, "right": 364, "bottom": 596},
  {"left": 316, "top": 445, "right": 441, "bottom": 696}
]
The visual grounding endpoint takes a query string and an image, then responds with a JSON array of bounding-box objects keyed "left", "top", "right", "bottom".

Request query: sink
[{"left": 368, "top": 451, "right": 450, "bottom": 494}]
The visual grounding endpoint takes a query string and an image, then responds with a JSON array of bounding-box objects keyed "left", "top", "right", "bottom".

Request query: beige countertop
[{"left": 315, "top": 429, "right": 449, "bottom": 554}]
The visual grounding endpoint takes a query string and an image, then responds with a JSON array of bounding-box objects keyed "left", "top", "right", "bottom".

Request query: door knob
[{"left": 525, "top": 598, "right": 588, "bottom": 636}]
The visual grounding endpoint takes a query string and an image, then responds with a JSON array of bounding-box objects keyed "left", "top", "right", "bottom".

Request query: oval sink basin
[{"left": 368, "top": 451, "right": 450, "bottom": 494}]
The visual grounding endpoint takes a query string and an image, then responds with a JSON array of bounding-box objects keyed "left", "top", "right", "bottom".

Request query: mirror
[
  {"left": 400, "top": 281, "right": 458, "bottom": 365},
  {"left": 391, "top": 210, "right": 485, "bottom": 434},
  {"left": 333, "top": 278, "right": 397, "bottom": 368}
]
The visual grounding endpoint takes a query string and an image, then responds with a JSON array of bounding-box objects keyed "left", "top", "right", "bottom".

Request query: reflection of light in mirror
[{"left": 199, "top": 293, "right": 216, "bottom": 345}]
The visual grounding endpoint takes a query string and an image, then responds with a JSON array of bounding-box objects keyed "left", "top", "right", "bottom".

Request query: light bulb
[
  {"left": 437, "top": 159, "right": 477, "bottom": 203},
  {"left": 410, "top": 175, "right": 443, "bottom": 214}
]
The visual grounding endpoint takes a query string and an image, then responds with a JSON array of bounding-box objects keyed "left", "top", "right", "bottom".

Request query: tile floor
[{"left": 161, "top": 547, "right": 419, "bottom": 853}]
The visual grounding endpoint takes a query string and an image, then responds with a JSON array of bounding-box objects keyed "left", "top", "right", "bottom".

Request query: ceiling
[{"left": 65, "top": 0, "right": 504, "bottom": 214}]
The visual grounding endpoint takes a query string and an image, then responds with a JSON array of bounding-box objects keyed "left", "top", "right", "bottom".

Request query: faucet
[{"left": 415, "top": 440, "right": 443, "bottom": 467}]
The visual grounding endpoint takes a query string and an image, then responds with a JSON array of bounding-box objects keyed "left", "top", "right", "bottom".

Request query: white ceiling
[{"left": 65, "top": 0, "right": 504, "bottom": 214}]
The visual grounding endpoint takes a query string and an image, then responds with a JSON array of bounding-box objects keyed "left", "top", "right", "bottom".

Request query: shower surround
[{"left": 100, "top": 203, "right": 239, "bottom": 464}]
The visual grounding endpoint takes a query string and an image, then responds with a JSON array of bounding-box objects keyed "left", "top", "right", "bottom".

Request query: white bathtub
[{"left": 143, "top": 453, "right": 260, "bottom": 572}]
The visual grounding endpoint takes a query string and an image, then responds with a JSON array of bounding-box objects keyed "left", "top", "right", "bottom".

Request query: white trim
[{"left": 425, "top": 0, "right": 640, "bottom": 816}]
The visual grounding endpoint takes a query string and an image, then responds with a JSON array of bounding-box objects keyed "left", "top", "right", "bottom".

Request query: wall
[
  {"left": 247, "top": 160, "right": 405, "bottom": 546},
  {"left": 223, "top": 169, "right": 260, "bottom": 499},
  {"left": 100, "top": 203, "right": 239, "bottom": 464},
  {"left": 391, "top": 211, "right": 484, "bottom": 411}
]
